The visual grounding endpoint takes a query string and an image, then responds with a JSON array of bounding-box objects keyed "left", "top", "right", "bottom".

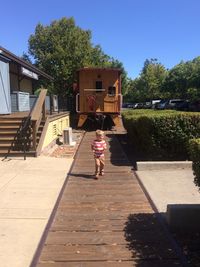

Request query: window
[
  {"left": 108, "top": 86, "right": 116, "bottom": 96},
  {"left": 95, "top": 81, "right": 102, "bottom": 93}
]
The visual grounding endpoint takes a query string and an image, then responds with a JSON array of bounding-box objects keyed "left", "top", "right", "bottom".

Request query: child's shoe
[
  {"left": 94, "top": 173, "right": 99, "bottom": 179},
  {"left": 99, "top": 171, "right": 104, "bottom": 176}
]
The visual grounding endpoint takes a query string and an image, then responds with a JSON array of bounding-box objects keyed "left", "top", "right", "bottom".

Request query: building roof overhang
[{"left": 0, "top": 46, "right": 53, "bottom": 81}]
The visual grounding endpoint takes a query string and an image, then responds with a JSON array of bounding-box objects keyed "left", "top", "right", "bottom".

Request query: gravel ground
[{"left": 46, "top": 130, "right": 85, "bottom": 158}]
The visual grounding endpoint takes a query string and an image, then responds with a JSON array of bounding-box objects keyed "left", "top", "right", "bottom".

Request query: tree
[
  {"left": 162, "top": 61, "right": 190, "bottom": 98},
  {"left": 108, "top": 58, "right": 128, "bottom": 95},
  {"left": 140, "top": 59, "right": 167, "bottom": 100},
  {"left": 28, "top": 17, "right": 94, "bottom": 95},
  {"left": 162, "top": 58, "right": 200, "bottom": 100},
  {"left": 126, "top": 59, "right": 167, "bottom": 102},
  {"left": 27, "top": 17, "right": 128, "bottom": 96},
  {"left": 21, "top": 52, "right": 32, "bottom": 64}
]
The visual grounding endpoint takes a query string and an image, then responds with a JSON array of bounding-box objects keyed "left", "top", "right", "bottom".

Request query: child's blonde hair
[{"left": 96, "top": 129, "right": 104, "bottom": 137}]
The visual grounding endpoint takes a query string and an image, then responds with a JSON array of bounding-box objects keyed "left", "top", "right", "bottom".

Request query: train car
[{"left": 76, "top": 67, "right": 123, "bottom": 128}]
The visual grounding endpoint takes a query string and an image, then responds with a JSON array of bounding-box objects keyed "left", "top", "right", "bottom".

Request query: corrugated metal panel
[
  {"left": 30, "top": 95, "right": 38, "bottom": 110},
  {"left": 0, "top": 59, "right": 11, "bottom": 114},
  {"left": 45, "top": 95, "right": 50, "bottom": 111},
  {"left": 11, "top": 93, "right": 18, "bottom": 112},
  {"left": 12, "top": 91, "right": 30, "bottom": 111}
]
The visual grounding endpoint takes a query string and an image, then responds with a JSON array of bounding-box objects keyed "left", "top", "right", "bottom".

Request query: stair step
[
  {"left": 0, "top": 116, "right": 46, "bottom": 158},
  {"left": 0, "top": 125, "right": 20, "bottom": 129},
  {"left": 0, "top": 125, "right": 20, "bottom": 131},
  {"left": 0, "top": 143, "right": 13, "bottom": 147},
  {"left": 0, "top": 120, "right": 22, "bottom": 125},
  {"left": 0, "top": 118, "right": 23, "bottom": 122},
  {"left": 0, "top": 137, "right": 15, "bottom": 142},
  {"left": 0, "top": 130, "right": 18, "bottom": 135}
]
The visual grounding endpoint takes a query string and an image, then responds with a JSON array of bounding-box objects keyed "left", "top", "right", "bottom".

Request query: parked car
[
  {"left": 189, "top": 100, "right": 200, "bottom": 112},
  {"left": 155, "top": 100, "right": 168, "bottom": 110},
  {"left": 143, "top": 102, "right": 152, "bottom": 109},
  {"left": 151, "top": 99, "right": 161, "bottom": 109},
  {"left": 166, "top": 99, "right": 185, "bottom": 109},
  {"left": 122, "top": 103, "right": 134, "bottom": 108},
  {"left": 127, "top": 103, "right": 135, "bottom": 108},
  {"left": 134, "top": 103, "right": 144, "bottom": 109},
  {"left": 175, "top": 100, "right": 190, "bottom": 111}
]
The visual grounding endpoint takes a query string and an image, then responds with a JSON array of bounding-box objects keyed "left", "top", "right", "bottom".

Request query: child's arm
[
  {"left": 103, "top": 140, "right": 107, "bottom": 150},
  {"left": 91, "top": 141, "right": 95, "bottom": 152}
]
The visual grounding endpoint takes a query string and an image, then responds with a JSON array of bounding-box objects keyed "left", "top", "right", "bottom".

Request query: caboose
[{"left": 76, "top": 67, "right": 123, "bottom": 128}]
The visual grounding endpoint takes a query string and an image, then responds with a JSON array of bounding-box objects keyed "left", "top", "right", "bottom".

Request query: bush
[
  {"left": 122, "top": 109, "right": 200, "bottom": 160},
  {"left": 189, "top": 138, "right": 200, "bottom": 187}
]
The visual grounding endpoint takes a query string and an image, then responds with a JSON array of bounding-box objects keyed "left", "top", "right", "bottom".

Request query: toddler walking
[{"left": 91, "top": 130, "right": 107, "bottom": 179}]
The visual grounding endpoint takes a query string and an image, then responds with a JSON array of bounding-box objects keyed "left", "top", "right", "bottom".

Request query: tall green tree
[
  {"left": 126, "top": 59, "right": 167, "bottom": 102},
  {"left": 162, "top": 57, "right": 200, "bottom": 100},
  {"left": 108, "top": 58, "right": 128, "bottom": 95},
  {"left": 140, "top": 58, "right": 167, "bottom": 100},
  {"left": 163, "top": 61, "right": 191, "bottom": 98},
  {"left": 28, "top": 17, "right": 127, "bottom": 96},
  {"left": 28, "top": 17, "right": 95, "bottom": 95}
]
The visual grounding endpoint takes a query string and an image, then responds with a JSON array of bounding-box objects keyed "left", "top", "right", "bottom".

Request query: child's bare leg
[
  {"left": 95, "top": 158, "right": 100, "bottom": 178},
  {"left": 100, "top": 157, "right": 105, "bottom": 175}
]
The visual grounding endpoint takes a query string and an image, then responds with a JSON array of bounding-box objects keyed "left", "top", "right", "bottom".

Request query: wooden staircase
[
  {"left": 0, "top": 116, "right": 35, "bottom": 157},
  {"left": 0, "top": 89, "right": 47, "bottom": 159}
]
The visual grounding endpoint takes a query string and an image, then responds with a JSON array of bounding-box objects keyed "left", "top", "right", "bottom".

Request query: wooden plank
[
  {"left": 51, "top": 220, "right": 163, "bottom": 232},
  {"left": 40, "top": 244, "right": 178, "bottom": 262},
  {"left": 46, "top": 230, "right": 172, "bottom": 246},
  {"left": 46, "top": 231, "right": 128, "bottom": 245},
  {"left": 37, "top": 260, "right": 182, "bottom": 267}
]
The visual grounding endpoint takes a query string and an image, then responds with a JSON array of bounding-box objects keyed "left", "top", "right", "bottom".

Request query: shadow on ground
[
  {"left": 124, "top": 213, "right": 185, "bottom": 267},
  {"left": 106, "top": 132, "right": 137, "bottom": 169},
  {"left": 69, "top": 172, "right": 95, "bottom": 179}
]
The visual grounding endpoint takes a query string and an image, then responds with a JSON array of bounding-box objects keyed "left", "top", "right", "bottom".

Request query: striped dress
[{"left": 91, "top": 139, "right": 107, "bottom": 158}]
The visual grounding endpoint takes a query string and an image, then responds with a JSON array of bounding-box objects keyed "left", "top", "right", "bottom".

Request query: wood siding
[{"left": 78, "top": 69, "right": 120, "bottom": 113}]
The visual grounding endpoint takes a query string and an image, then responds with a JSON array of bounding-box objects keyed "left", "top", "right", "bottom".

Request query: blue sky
[{"left": 1, "top": 0, "right": 200, "bottom": 78}]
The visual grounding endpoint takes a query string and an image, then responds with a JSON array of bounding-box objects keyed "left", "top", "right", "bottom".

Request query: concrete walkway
[
  {"left": 136, "top": 164, "right": 200, "bottom": 213},
  {"left": 0, "top": 156, "right": 73, "bottom": 267}
]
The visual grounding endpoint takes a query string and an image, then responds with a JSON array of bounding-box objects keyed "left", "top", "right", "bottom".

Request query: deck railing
[{"left": 30, "top": 89, "right": 47, "bottom": 150}]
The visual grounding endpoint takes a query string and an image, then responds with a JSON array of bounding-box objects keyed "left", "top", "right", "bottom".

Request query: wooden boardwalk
[{"left": 34, "top": 131, "right": 183, "bottom": 267}]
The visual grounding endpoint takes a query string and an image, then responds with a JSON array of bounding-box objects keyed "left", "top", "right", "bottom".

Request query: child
[{"left": 91, "top": 130, "right": 107, "bottom": 179}]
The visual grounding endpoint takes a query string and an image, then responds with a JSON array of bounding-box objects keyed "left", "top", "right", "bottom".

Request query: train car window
[
  {"left": 108, "top": 86, "right": 116, "bottom": 96},
  {"left": 96, "top": 81, "right": 102, "bottom": 93}
]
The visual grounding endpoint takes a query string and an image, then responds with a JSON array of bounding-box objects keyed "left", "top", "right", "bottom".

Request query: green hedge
[
  {"left": 122, "top": 110, "right": 200, "bottom": 160},
  {"left": 189, "top": 138, "right": 200, "bottom": 187}
]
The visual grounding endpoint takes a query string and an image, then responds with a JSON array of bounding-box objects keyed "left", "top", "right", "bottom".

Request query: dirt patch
[{"left": 43, "top": 130, "right": 85, "bottom": 158}]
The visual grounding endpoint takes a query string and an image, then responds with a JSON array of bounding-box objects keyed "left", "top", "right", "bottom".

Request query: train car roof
[{"left": 77, "top": 67, "right": 122, "bottom": 73}]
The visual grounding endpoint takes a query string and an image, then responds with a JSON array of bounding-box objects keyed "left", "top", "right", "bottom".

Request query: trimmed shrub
[
  {"left": 189, "top": 138, "right": 200, "bottom": 187},
  {"left": 122, "top": 110, "right": 200, "bottom": 160}
]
